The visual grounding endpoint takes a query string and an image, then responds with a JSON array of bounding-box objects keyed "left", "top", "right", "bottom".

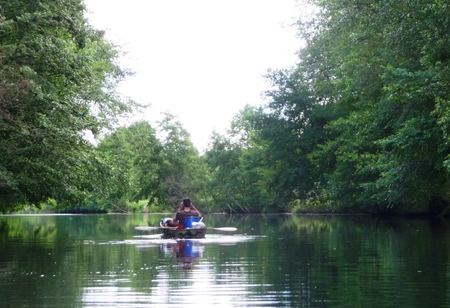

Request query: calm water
[{"left": 1, "top": 213, "right": 450, "bottom": 307}]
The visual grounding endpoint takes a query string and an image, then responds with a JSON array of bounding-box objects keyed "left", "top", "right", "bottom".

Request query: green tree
[
  {"left": 208, "top": 0, "right": 450, "bottom": 214},
  {"left": 297, "top": 0, "right": 450, "bottom": 213},
  {"left": 157, "top": 112, "right": 208, "bottom": 209},
  {"left": 205, "top": 130, "right": 247, "bottom": 213},
  {"left": 94, "top": 121, "right": 163, "bottom": 212},
  {"left": 261, "top": 68, "right": 332, "bottom": 209},
  {"left": 0, "top": 0, "right": 135, "bottom": 212},
  {"left": 205, "top": 106, "right": 283, "bottom": 213}
]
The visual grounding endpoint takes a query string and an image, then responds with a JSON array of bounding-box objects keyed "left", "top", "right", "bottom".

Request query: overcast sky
[{"left": 84, "top": 0, "right": 301, "bottom": 152}]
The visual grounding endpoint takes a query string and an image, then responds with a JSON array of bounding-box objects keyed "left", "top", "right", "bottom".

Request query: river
[{"left": 0, "top": 213, "right": 449, "bottom": 307}]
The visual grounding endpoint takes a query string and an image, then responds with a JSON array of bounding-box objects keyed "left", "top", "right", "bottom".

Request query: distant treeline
[{"left": 1, "top": 0, "right": 450, "bottom": 216}]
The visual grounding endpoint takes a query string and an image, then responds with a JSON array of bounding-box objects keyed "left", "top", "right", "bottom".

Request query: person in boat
[
  {"left": 166, "top": 198, "right": 202, "bottom": 229},
  {"left": 177, "top": 198, "right": 199, "bottom": 211}
]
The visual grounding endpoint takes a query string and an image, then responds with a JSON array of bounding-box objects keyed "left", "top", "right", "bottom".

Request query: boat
[
  {"left": 159, "top": 216, "right": 206, "bottom": 239},
  {"left": 135, "top": 217, "right": 237, "bottom": 238},
  {"left": 159, "top": 224, "right": 207, "bottom": 239}
]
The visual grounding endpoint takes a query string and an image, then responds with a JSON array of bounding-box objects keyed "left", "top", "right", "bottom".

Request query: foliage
[
  {"left": 91, "top": 115, "right": 209, "bottom": 213},
  {"left": 157, "top": 113, "right": 209, "bottom": 210},
  {"left": 205, "top": 129, "right": 248, "bottom": 213},
  {"left": 204, "top": 68, "right": 332, "bottom": 213},
  {"left": 0, "top": 0, "right": 135, "bottom": 212},
  {"left": 205, "top": 106, "right": 281, "bottom": 213},
  {"left": 93, "top": 121, "right": 164, "bottom": 212},
  {"left": 3, "top": 0, "right": 450, "bottom": 215},
  {"left": 204, "top": 0, "right": 450, "bottom": 214},
  {"left": 299, "top": 0, "right": 450, "bottom": 213}
]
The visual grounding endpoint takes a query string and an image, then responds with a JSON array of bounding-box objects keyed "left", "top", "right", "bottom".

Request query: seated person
[{"left": 166, "top": 198, "right": 201, "bottom": 229}]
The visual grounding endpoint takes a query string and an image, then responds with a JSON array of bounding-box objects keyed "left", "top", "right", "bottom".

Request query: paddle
[
  {"left": 135, "top": 226, "right": 163, "bottom": 231},
  {"left": 208, "top": 227, "right": 237, "bottom": 232},
  {"left": 135, "top": 226, "right": 237, "bottom": 232}
]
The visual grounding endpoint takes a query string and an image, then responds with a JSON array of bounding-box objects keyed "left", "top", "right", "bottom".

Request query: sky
[{"left": 84, "top": 0, "right": 301, "bottom": 152}]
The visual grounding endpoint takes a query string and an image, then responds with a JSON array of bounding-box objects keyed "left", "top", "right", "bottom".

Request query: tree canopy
[
  {"left": 203, "top": 0, "right": 450, "bottom": 215},
  {"left": 2, "top": 0, "right": 450, "bottom": 215},
  {"left": 0, "top": 0, "right": 135, "bottom": 211}
]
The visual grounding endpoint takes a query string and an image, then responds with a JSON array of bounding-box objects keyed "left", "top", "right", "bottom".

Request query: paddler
[{"left": 166, "top": 198, "right": 202, "bottom": 229}]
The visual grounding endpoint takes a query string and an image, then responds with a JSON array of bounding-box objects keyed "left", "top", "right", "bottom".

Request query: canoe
[
  {"left": 159, "top": 223, "right": 207, "bottom": 239},
  {"left": 135, "top": 217, "right": 236, "bottom": 238}
]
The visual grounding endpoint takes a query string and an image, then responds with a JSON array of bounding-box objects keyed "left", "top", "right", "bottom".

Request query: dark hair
[{"left": 183, "top": 198, "right": 191, "bottom": 207}]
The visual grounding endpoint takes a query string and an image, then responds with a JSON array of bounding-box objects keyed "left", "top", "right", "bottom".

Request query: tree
[
  {"left": 261, "top": 68, "right": 332, "bottom": 208},
  {"left": 94, "top": 121, "right": 163, "bottom": 212},
  {"left": 205, "top": 106, "right": 285, "bottom": 213},
  {"left": 157, "top": 112, "right": 208, "bottom": 208},
  {"left": 205, "top": 130, "right": 247, "bottom": 213},
  {"left": 296, "top": 0, "right": 450, "bottom": 213},
  {"left": 0, "top": 0, "right": 136, "bottom": 212},
  {"left": 205, "top": 0, "right": 450, "bottom": 214}
]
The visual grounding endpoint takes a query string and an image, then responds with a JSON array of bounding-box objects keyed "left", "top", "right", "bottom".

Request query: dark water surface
[{"left": 1, "top": 214, "right": 450, "bottom": 307}]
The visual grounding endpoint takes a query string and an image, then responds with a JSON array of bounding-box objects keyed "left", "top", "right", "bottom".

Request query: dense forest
[{"left": 1, "top": 0, "right": 450, "bottom": 216}]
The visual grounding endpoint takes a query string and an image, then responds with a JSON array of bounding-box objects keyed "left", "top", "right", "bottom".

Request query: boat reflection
[{"left": 162, "top": 240, "right": 205, "bottom": 269}]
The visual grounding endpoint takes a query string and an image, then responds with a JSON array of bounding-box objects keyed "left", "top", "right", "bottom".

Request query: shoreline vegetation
[
  {"left": 2, "top": 1, "right": 450, "bottom": 217},
  {"left": 9, "top": 199, "right": 450, "bottom": 218}
]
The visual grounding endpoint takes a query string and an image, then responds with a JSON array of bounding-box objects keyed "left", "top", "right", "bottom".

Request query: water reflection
[
  {"left": 162, "top": 240, "right": 205, "bottom": 270},
  {"left": 2, "top": 214, "right": 450, "bottom": 307}
]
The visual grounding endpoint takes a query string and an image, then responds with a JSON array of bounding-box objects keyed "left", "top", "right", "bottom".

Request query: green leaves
[
  {"left": 157, "top": 113, "right": 207, "bottom": 207},
  {"left": 2, "top": 0, "right": 449, "bottom": 214},
  {"left": 94, "top": 121, "right": 163, "bottom": 212},
  {"left": 0, "top": 0, "right": 136, "bottom": 212},
  {"left": 204, "top": 0, "right": 450, "bottom": 214},
  {"left": 295, "top": 0, "right": 450, "bottom": 213},
  {"left": 93, "top": 116, "right": 209, "bottom": 213}
]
